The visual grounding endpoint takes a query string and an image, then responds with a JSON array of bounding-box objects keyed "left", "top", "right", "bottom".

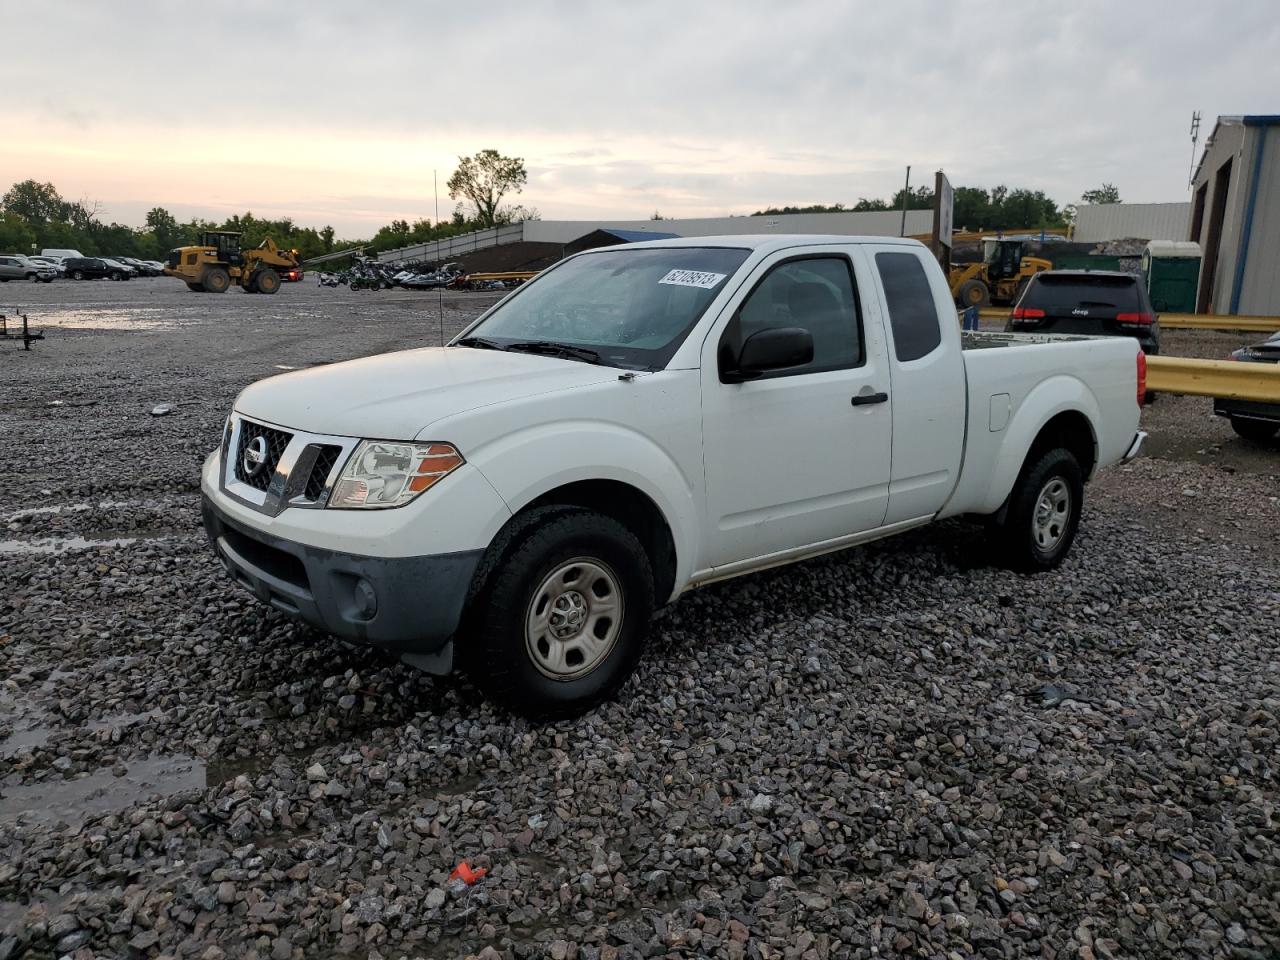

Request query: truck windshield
[{"left": 457, "top": 246, "right": 749, "bottom": 370}]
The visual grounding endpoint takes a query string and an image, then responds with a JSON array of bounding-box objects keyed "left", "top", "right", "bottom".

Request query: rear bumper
[
  {"left": 1213, "top": 398, "right": 1280, "bottom": 424},
  {"left": 1121, "top": 430, "right": 1147, "bottom": 463},
  {"left": 201, "top": 494, "right": 481, "bottom": 658}
]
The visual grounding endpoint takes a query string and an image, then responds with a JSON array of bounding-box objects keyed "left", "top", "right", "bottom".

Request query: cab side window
[
  {"left": 875, "top": 251, "right": 943, "bottom": 362},
  {"left": 720, "top": 257, "right": 862, "bottom": 378}
]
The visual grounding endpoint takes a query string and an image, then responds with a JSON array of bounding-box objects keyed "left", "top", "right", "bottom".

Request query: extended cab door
[
  {"left": 698, "top": 247, "right": 893, "bottom": 571},
  {"left": 866, "top": 245, "right": 967, "bottom": 524}
]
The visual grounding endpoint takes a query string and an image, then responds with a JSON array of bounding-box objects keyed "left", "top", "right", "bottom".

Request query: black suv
[
  {"left": 1006, "top": 270, "right": 1160, "bottom": 355},
  {"left": 63, "top": 257, "right": 122, "bottom": 281}
]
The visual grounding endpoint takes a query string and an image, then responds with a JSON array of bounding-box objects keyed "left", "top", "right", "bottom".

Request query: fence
[
  {"left": 378, "top": 224, "right": 526, "bottom": 265},
  {"left": 1145, "top": 356, "right": 1280, "bottom": 402}
]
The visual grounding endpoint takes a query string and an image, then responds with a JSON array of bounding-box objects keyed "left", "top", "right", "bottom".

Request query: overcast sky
[{"left": 2, "top": 0, "right": 1277, "bottom": 237}]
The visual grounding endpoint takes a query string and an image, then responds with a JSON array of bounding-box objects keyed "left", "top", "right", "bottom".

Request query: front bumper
[{"left": 202, "top": 494, "right": 482, "bottom": 658}]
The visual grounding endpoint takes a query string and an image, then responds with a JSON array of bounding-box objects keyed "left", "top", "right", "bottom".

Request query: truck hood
[{"left": 234, "top": 346, "right": 620, "bottom": 439}]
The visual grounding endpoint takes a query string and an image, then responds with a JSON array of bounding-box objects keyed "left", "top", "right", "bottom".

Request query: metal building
[
  {"left": 1189, "top": 115, "right": 1280, "bottom": 315},
  {"left": 1073, "top": 202, "right": 1190, "bottom": 243}
]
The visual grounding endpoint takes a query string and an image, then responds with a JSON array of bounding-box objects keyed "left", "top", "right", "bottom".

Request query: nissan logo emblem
[{"left": 242, "top": 436, "right": 269, "bottom": 477}]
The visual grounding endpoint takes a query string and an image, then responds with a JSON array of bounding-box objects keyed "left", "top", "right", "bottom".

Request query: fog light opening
[{"left": 353, "top": 579, "right": 378, "bottom": 620}]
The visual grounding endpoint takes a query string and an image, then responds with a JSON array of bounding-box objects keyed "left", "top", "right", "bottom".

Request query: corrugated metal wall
[
  {"left": 1236, "top": 125, "right": 1280, "bottom": 315},
  {"left": 524, "top": 210, "right": 935, "bottom": 244},
  {"left": 1073, "top": 202, "right": 1191, "bottom": 242}
]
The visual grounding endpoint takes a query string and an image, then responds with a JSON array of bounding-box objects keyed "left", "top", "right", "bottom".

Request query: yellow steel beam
[
  {"left": 972, "top": 307, "right": 1278, "bottom": 333},
  {"left": 1145, "top": 356, "right": 1280, "bottom": 402}
]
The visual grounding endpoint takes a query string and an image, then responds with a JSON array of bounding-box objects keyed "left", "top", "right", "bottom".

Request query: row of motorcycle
[{"left": 317, "top": 259, "right": 509, "bottom": 292}]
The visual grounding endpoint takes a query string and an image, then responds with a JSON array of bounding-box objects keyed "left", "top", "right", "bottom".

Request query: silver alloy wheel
[
  {"left": 525, "top": 557, "right": 623, "bottom": 681},
  {"left": 1033, "top": 477, "right": 1071, "bottom": 552}
]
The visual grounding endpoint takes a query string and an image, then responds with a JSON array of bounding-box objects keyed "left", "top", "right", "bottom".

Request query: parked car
[
  {"left": 281, "top": 266, "right": 303, "bottom": 282},
  {"left": 41, "top": 248, "right": 84, "bottom": 260},
  {"left": 201, "top": 235, "right": 1146, "bottom": 718},
  {"left": 28, "top": 255, "right": 67, "bottom": 275},
  {"left": 0, "top": 254, "right": 56, "bottom": 282},
  {"left": 63, "top": 257, "right": 117, "bottom": 280},
  {"left": 111, "top": 256, "right": 156, "bottom": 276},
  {"left": 1006, "top": 270, "right": 1161, "bottom": 356},
  {"left": 1216, "top": 331, "right": 1280, "bottom": 441},
  {"left": 98, "top": 258, "right": 135, "bottom": 279}
]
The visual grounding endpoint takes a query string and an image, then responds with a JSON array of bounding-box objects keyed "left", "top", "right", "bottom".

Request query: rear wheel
[
  {"left": 992, "top": 447, "right": 1084, "bottom": 571},
  {"left": 1230, "top": 416, "right": 1279, "bottom": 442},
  {"left": 255, "top": 268, "right": 281, "bottom": 295},
  {"left": 110, "top": 271, "right": 123, "bottom": 281},
  {"left": 202, "top": 267, "right": 231, "bottom": 293},
  {"left": 465, "top": 509, "right": 654, "bottom": 720},
  {"left": 958, "top": 279, "right": 990, "bottom": 308}
]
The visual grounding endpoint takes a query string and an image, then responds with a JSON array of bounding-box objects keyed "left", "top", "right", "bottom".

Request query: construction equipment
[
  {"left": 949, "top": 238, "right": 1052, "bottom": 308},
  {"left": 164, "top": 231, "right": 300, "bottom": 294}
]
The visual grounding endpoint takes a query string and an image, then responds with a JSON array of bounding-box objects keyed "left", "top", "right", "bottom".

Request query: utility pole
[
  {"left": 899, "top": 165, "right": 911, "bottom": 236},
  {"left": 1188, "top": 111, "right": 1202, "bottom": 188}
]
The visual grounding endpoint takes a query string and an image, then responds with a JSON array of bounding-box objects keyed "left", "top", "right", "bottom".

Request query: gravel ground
[{"left": 1, "top": 279, "right": 1277, "bottom": 959}]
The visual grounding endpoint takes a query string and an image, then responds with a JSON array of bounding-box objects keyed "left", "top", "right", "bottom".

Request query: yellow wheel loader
[
  {"left": 949, "top": 238, "right": 1052, "bottom": 308},
  {"left": 164, "top": 231, "right": 300, "bottom": 294}
]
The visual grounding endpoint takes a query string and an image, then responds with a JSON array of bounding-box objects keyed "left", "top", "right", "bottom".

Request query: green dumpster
[{"left": 1141, "top": 241, "right": 1201, "bottom": 314}]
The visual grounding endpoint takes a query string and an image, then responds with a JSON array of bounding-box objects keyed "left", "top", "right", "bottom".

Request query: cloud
[{"left": 1, "top": 0, "right": 1277, "bottom": 235}]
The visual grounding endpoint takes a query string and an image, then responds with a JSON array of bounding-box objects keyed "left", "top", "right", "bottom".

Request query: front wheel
[
  {"left": 1231, "top": 416, "right": 1279, "bottom": 442},
  {"left": 992, "top": 447, "right": 1084, "bottom": 571},
  {"left": 27, "top": 273, "right": 40, "bottom": 283},
  {"left": 72, "top": 270, "right": 85, "bottom": 280},
  {"left": 465, "top": 509, "right": 654, "bottom": 720},
  {"left": 255, "top": 268, "right": 281, "bottom": 295}
]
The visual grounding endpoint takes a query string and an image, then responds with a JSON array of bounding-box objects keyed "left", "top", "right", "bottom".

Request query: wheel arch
[
  {"left": 973, "top": 377, "right": 1101, "bottom": 516},
  {"left": 473, "top": 478, "right": 680, "bottom": 608}
]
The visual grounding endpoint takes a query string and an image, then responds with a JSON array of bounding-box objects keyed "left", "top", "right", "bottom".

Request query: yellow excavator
[
  {"left": 949, "top": 238, "right": 1052, "bottom": 308},
  {"left": 164, "top": 231, "right": 300, "bottom": 294}
]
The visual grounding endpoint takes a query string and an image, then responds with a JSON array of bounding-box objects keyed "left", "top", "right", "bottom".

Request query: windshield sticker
[{"left": 658, "top": 269, "right": 727, "bottom": 289}]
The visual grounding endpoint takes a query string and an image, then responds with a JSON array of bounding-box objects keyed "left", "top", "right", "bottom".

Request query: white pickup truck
[{"left": 202, "top": 235, "right": 1146, "bottom": 717}]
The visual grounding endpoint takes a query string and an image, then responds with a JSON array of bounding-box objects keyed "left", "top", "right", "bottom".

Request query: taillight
[
  {"left": 1011, "top": 306, "right": 1045, "bottom": 321},
  {"left": 1116, "top": 312, "right": 1154, "bottom": 325},
  {"left": 1136, "top": 349, "right": 1147, "bottom": 407}
]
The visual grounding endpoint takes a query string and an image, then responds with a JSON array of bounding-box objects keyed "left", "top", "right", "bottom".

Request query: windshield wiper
[
  {"left": 504, "top": 341, "right": 602, "bottom": 365},
  {"left": 454, "top": 336, "right": 507, "bottom": 351}
]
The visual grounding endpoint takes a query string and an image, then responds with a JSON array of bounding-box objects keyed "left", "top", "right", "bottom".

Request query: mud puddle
[{"left": 0, "top": 755, "right": 206, "bottom": 828}]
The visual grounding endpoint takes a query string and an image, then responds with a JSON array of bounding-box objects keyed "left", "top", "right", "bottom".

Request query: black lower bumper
[
  {"left": 201, "top": 495, "right": 482, "bottom": 658},
  {"left": 1213, "top": 398, "right": 1280, "bottom": 423}
]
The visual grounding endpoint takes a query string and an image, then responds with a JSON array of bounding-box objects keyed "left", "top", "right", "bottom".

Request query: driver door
[{"left": 698, "top": 247, "right": 893, "bottom": 571}]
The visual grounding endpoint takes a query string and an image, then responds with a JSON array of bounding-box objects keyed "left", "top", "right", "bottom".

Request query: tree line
[
  {"left": 0, "top": 149, "right": 538, "bottom": 262},
  {"left": 755, "top": 183, "right": 1122, "bottom": 232}
]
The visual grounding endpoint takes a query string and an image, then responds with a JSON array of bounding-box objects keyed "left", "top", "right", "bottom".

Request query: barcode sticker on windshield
[{"left": 659, "top": 269, "right": 726, "bottom": 289}]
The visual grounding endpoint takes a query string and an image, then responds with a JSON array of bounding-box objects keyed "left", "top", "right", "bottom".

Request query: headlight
[{"left": 328, "top": 441, "right": 464, "bottom": 509}]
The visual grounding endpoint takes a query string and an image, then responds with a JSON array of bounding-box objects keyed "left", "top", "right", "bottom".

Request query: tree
[
  {"left": 145, "top": 207, "right": 180, "bottom": 250},
  {"left": 2, "top": 180, "right": 67, "bottom": 225},
  {"left": 321, "top": 225, "right": 335, "bottom": 252},
  {"left": 447, "top": 150, "right": 528, "bottom": 228},
  {"left": 0, "top": 212, "right": 36, "bottom": 253},
  {"left": 1081, "top": 183, "right": 1121, "bottom": 205}
]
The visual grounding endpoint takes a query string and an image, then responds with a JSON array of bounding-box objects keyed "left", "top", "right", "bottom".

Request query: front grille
[
  {"left": 305, "top": 445, "right": 343, "bottom": 501},
  {"left": 234, "top": 420, "right": 293, "bottom": 491}
]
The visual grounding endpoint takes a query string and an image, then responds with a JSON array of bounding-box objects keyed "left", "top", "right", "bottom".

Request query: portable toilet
[{"left": 1141, "top": 241, "right": 1201, "bottom": 313}]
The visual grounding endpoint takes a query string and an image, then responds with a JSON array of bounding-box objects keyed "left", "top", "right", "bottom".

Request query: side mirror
[{"left": 722, "top": 326, "right": 814, "bottom": 382}]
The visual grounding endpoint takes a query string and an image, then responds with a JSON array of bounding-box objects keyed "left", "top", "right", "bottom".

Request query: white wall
[{"left": 1073, "top": 202, "right": 1191, "bottom": 243}]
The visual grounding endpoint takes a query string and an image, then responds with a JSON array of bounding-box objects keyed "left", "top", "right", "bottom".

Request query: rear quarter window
[{"left": 875, "top": 251, "right": 942, "bottom": 362}]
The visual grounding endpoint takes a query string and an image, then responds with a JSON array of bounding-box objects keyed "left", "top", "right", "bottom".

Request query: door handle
[{"left": 850, "top": 391, "right": 889, "bottom": 406}]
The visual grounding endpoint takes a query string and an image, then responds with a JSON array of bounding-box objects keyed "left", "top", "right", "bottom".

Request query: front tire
[
  {"left": 465, "top": 509, "right": 654, "bottom": 720},
  {"left": 1230, "top": 416, "right": 1279, "bottom": 442},
  {"left": 958, "top": 279, "right": 991, "bottom": 308},
  {"left": 992, "top": 447, "right": 1084, "bottom": 571},
  {"left": 72, "top": 270, "right": 85, "bottom": 280},
  {"left": 202, "top": 267, "right": 231, "bottom": 293}
]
